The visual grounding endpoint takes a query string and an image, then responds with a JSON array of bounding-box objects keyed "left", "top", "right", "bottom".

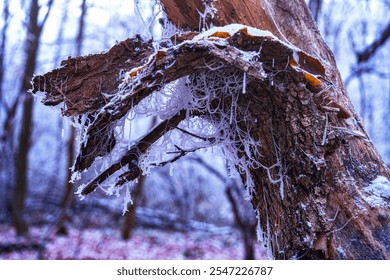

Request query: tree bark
[{"left": 31, "top": 0, "right": 390, "bottom": 259}]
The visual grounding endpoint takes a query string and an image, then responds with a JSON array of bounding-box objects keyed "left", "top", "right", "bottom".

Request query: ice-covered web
[
  {"left": 72, "top": 22, "right": 293, "bottom": 230},
  {"left": 132, "top": 67, "right": 262, "bottom": 194},
  {"left": 74, "top": 63, "right": 264, "bottom": 211}
]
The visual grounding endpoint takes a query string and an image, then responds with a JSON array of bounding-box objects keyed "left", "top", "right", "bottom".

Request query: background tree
[
  {"left": 12, "top": 0, "right": 53, "bottom": 236},
  {"left": 314, "top": 0, "right": 390, "bottom": 163},
  {"left": 308, "top": 0, "right": 322, "bottom": 22},
  {"left": 31, "top": 0, "right": 390, "bottom": 259},
  {"left": 0, "top": 0, "right": 9, "bottom": 103},
  {"left": 56, "top": 0, "right": 87, "bottom": 235}
]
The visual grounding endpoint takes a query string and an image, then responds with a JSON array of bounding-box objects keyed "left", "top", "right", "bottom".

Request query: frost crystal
[
  {"left": 68, "top": 24, "right": 285, "bottom": 215},
  {"left": 127, "top": 66, "right": 262, "bottom": 193},
  {"left": 362, "top": 176, "right": 390, "bottom": 207},
  {"left": 192, "top": 23, "right": 276, "bottom": 42},
  {"left": 122, "top": 184, "right": 134, "bottom": 216},
  {"left": 198, "top": 0, "right": 218, "bottom": 31}
]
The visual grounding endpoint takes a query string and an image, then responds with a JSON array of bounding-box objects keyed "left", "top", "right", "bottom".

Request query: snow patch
[
  {"left": 363, "top": 176, "right": 390, "bottom": 207},
  {"left": 337, "top": 245, "right": 347, "bottom": 258},
  {"left": 292, "top": 50, "right": 300, "bottom": 65},
  {"left": 192, "top": 23, "right": 276, "bottom": 42}
]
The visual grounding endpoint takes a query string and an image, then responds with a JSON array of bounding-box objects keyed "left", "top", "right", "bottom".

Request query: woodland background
[{"left": 0, "top": 0, "right": 389, "bottom": 259}]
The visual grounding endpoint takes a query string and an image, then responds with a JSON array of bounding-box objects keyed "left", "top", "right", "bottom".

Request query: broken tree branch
[
  {"left": 79, "top": 109, "right": 187, "bottom": 195},
  {"left": 32, "top": 25, "right": 342, "bottom": 192}
]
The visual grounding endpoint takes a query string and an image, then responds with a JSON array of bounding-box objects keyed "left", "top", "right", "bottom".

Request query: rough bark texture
[{"left": 31, "top": 0, "right": 390, "bottom": 259}]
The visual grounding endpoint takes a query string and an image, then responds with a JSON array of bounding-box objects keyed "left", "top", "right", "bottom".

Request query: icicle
[
  {"left": 126, "top": 111, "right": 133, "bottom": 150},
  {"left": 229, "top": 103, "right": 234, "bottom": 125},
  {"left": 242, "top": 72, "right": 247, "bottom": 94},
  {"left": 280, "top": 181, "right": 284, "bottom": 200},
  {"left": 169, "top": 163, "right": 174, "bottom": 176},
  {"left": 61, "top": 117, "right": 67, "bottom": 139},
  {"left": 122, "top": 184, "right": 133, "bottom": 216}
]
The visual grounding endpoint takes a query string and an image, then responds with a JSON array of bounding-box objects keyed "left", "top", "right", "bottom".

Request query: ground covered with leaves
[{"left": 0, "top": 225, "right": 266, "bottom": 260}]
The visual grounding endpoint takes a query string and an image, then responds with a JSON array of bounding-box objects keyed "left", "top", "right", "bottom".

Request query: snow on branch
[{"left": 31, "top": 24, "right": 335, "bottom": 198}]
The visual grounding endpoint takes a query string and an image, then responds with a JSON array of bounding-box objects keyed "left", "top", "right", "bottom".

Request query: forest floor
[{"left": 0, "top": 225, "right": 267, "bottom": 260}]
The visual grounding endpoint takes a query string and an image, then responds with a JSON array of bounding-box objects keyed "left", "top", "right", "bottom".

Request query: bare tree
[
  {"left": 191, "top": 155, "right": 257, "bottom": 260},
  {"left": 31, "top": 0, "right": 390, "bottom": 259},
  {"left": 357, "top": 21, "right": 390, "bottom": 64},
  {"left": 0, "top": 0, "right": 11, "bottom": 216},
  {"left": 0, "top": 0, "right": 9, "bottom": 103},
  {"left": 308, "top": 0, "right": 322, "bottom": 22},
  {"left": 12, "top": 0, "right": 53, "bottom": 236},
  {"left": 342, "top": 7, "right": 390, "bottom": 160}
]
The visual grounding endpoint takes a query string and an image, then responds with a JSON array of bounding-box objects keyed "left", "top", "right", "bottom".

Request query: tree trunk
[
  {"left": 31, "top": 0, "right": 390, "bottom": 259},
  {"left": 56, "top": 0, "right": 87, "bottom": 236},
  {"left": 158, "top": 0, "right": 390, "bottom": 260},
  {"left": 12, "top": 0, "right": 40, "bottom": 236},
  {"left": 308, "top": 0, "right": 322, "bottom": 22},
  {"left": 13, "top": 0, "right": 53, "bottom": 236},
  {"left": 226, "top": 184, "right": 256, "bottom": 260},
  {"left": 191, "top": 156, "right": 257, "bottom": 260},
  {"left": 0, "top": 0, "right": 9, "bottom": 103}
]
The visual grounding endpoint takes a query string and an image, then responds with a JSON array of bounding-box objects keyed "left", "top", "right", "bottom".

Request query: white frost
[
  {"left": 292, "top": 50, "right": 300, "bottom": 65},
  {"left": 337, "top": 246, "right": 347, "bottom": 258},
  {"left": 192, "top": 23, "right": 276, "bottom": 42},
  {"left": 242, "top": 72, "right": 247, "bottom": 94},
  {"left": 363, "top": 176, "right": 390, "bottom": 207},
  {"left": 122, "top": 185, "right": 134, "bottom": 216}
]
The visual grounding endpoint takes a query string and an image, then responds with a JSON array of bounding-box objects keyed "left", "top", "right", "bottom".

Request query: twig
[
  {"left": 175, "top": 126, "right": 216, "bottom": 143},
  {"left": 332, "top": 215, "right": 357, "bottom": 233},
  {"left": 151, "top": 145, "right": 207, "bottom": 167}
]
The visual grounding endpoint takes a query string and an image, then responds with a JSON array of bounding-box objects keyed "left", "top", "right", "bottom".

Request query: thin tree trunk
[
  {"left": 191, "top": 156, "right": 257, "bottom": 260},
  {"left": 308, "top": 0, "right": 322, "bottom": 22},
  {"left": 13, "top": 0, "right": 53, "bottom": 236},
  {"left": 226, "top": 185, "right": 255, "bottom": 260},
  {"left": 12, "top": 0, "right": 40, "bottom": 236},
  {"left": 57, "top": 0, "right": 87, "bottom": 235},
  {"left": 0, "top": 0, "right": 10, "bottom": 103}
]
